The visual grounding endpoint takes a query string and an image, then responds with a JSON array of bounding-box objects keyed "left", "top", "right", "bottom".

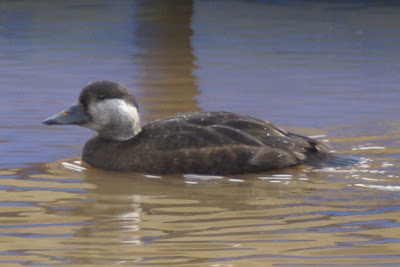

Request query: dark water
[{"left": 1, "top": 0, "right": 400, "bottom": 266}]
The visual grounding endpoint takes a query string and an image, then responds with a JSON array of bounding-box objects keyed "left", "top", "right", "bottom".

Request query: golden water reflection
[
  {"left": 1, "top": 136, "right": 400, "bottom": 266},
  {"left": 2, "top": 0, "right": 400, "bottom": 266},
  {"left": 133, "top": 0, "right": 200, "bottom": 121}
]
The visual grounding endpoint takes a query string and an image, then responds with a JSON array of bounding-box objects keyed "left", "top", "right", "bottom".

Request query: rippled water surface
[{"left": 2, "top": 0, "right": 400, "bottom": 266}]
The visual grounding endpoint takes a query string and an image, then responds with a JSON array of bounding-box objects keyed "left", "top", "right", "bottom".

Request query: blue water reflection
[
  {"left": 1, "top": 2, "right": 400, "bottom": 264},
  {"left": 193, "top": 0, "right": 400, "bottom": 128},
  {"left": 1, "top": 0, "right": 400, "bottom": 167}
]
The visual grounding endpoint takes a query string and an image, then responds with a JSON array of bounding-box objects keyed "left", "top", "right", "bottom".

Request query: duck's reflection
[{"left": 39, "top": 157, "right": 377, "bottom": 265}]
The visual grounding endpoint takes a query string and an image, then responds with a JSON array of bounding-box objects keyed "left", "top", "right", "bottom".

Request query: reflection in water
[
  {"left": 192, "top": 0, "right": 400, "bottom": 129},
  {"left": 1, "top": 0, "right": 400, "bottom": 266},
  {"left": 0, "top": 0, "right": 137, "bottom": 168},
  {"left": 133, "top": 0, "right": 199, "bottom": 121},
  {"left": 2, "top": 152, "right": 400, "bottom": 266}
]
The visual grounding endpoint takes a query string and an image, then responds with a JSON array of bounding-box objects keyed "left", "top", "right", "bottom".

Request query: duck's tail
[{"left": 305, "top": 153, "right": 360, "bottom": 168}]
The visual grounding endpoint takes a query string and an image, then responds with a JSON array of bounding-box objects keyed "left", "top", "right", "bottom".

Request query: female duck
[{"left": 43, "top": 81, "right": 332, "bottom": 174}]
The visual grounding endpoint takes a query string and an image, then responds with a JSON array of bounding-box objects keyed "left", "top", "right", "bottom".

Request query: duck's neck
[
  {"left": 100, "top": 117, "right": 141, "bottom": 141},
  {"left": 103, "top": 108, "right": 141, "bottom": 141}
]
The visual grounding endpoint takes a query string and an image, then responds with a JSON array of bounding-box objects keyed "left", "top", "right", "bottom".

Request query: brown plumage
[{"left": 43, "top": 81, "right": 336, "bottom": 175}]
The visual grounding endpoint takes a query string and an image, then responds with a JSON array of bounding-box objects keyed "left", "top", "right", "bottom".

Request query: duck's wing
[
  {"left": 140, "top": 122, "right": 265, "bottom": 150},
  {"left": 141, "top": 111, "right": 285, "bottom": 148},
  {"left": 133, "top": 112, "right": 328, "bottom": 174},
  {"left": 180, "top": 111, "right": 289, "bottom": 137},
  {"left": 145, "top": 111, "right": 325, "bottom": 153}
]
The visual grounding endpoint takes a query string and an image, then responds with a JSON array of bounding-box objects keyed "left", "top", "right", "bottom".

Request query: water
[{"left": 1, "top": 0, "right": 400, "bottom": 266}]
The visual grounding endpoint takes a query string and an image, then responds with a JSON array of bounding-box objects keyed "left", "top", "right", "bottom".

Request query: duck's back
[{"left": 82, "top": 111, "right": 329, "bottom": 174}]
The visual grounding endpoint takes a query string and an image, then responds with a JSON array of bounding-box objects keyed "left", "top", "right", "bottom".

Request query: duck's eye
[{"left": 97, "top": 94, "right": 106, "bottom": 101}]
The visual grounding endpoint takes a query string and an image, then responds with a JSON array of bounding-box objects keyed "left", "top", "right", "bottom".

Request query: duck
[{"left": 43, "top": 80, "right": 336, "bottom": 175}]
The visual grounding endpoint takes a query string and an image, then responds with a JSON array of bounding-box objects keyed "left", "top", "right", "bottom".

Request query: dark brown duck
[{"left": 43, "top": 81, "right": 343, "bottom": 175}]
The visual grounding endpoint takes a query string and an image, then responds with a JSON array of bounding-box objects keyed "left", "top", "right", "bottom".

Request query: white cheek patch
[
  {"left": 86, "top": 99, "right": 141, "bottom": 140},
  {"left": 89, "top": 99, "right": 136, "bottom": 123}
]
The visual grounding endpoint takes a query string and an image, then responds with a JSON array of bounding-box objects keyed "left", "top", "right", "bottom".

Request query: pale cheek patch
[
  {"left": 89, "top": 99, "right": 134, "bottom": 122},
  {"left": 86, "top": 99, "right": 141, "bottom": 137}
]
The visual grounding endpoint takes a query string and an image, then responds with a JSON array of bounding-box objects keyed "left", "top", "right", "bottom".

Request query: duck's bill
[{"left": 43, "top": 103, "right": 90, "bottom": 125}]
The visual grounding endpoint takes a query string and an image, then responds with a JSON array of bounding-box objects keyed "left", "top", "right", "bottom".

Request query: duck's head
[{"left": 43, "top": 81, "right": 141, "bottom": 141}]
